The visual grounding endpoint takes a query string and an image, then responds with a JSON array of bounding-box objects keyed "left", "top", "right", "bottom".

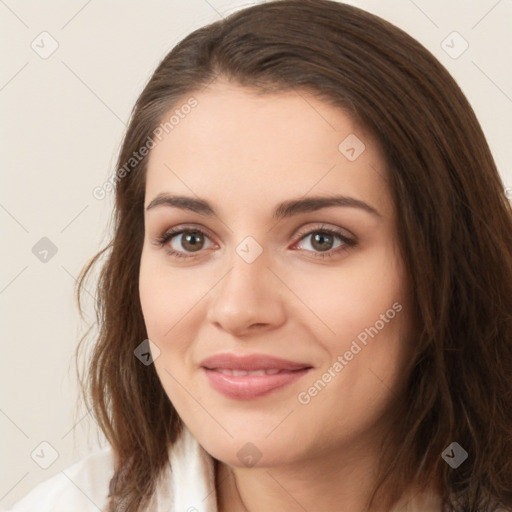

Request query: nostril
[{"left": 248, "top": 323, "right": 267, "bottom": 329}]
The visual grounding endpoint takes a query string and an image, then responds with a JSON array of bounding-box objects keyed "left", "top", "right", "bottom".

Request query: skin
[{"left": 139, "top": 80, "right": 419, "bottom": 511}]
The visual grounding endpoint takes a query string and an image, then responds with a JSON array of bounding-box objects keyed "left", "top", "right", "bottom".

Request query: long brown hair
[{"left": 75, "top": 1, "right": 512, "bottom": 510}]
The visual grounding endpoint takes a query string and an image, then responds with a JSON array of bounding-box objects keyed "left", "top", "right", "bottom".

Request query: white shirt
[
  {"left": 6, "top": 426, "right": 218, "bottom": 512},
  {"left": 6, "top": 427, "right": 460, "bottom": 512}
]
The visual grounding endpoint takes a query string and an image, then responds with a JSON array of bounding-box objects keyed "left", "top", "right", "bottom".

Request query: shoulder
[
  {"left": 6, "top": 427, "right": 217, "bottom": 512},
  {"left": 5, "top": 445, "right": 114, "bottom": 512}
]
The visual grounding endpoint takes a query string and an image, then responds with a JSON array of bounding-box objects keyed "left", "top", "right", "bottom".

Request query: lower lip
[{"left": 202, "top": 368, "right": 311, "bottom": 400}]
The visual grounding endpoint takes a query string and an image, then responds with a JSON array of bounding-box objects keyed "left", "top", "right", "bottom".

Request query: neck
[{"left": 215, "top": 439, "right": 426, "bottom": 512}]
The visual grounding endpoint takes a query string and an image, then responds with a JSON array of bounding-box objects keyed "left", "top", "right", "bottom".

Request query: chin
[{"left": 188, "top": 421, "right": 307, "bottom": 469}]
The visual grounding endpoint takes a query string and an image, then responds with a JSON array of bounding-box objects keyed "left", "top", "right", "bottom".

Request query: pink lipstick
[{"left": 200, "top": 353, "right": 312, "bottom": 400}]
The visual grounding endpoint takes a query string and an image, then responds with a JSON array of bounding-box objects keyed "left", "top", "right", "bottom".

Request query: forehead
[{"left": 145, "top": 81, "right": 393, "bottom": 220}]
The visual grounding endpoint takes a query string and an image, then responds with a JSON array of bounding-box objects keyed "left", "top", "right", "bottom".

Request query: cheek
[
  {"left": 297, "top": 246, "right": 410, "bottom": 408},
  {"left": 289, "top": 245, "right": 405, "bottom": 345},
  {"left": 139, "top": 252, "right": 201, "bottom": 339},
  {"left": 138, "top": 255, "right": 202, "bottom": 401},
  {"left": 138, "top": 250, "right": 215, "bottom": 385},
  {"left": 139, "top": 266, "right": 169, "bottom": 338}
]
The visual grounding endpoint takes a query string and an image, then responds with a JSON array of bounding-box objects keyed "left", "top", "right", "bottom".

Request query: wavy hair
[{"left": 75, "top": 1, "right": 512, "bottom": 510}]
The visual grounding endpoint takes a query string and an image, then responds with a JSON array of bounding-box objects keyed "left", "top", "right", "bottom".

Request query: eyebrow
[{"left": 145, "top": 193, "right": 382, "bottom": 219}]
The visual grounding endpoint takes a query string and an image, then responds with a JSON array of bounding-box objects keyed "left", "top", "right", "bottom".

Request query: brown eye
[
  {"left": 296, "top": 229, "right": 347, "bottom": 253},
  {"left": 155, "top": 227, "right": 215, "bottom": 259},
  {"left": 293, "top": 225, "right": 357, "bottom": 260},
  {"left": 309, "top": 232, "right": 335, "bottom": 252},
  {"left": 177, "top": 231, "right": 205, "bottom": 252}
]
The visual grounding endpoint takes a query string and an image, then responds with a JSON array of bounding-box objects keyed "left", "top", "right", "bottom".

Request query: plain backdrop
[{"left": 1, "top": 0, "right": 511, "bottom": 508}]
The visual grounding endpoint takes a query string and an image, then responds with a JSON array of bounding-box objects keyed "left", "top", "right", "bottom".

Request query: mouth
[
  {"left": 210, "top": 368, "right": 288, "bottom": 376},
  {"left": 200, "top": 353, "right": 313, "bottom": 400}
]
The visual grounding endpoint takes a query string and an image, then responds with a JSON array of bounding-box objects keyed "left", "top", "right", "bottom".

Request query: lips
[
  {"left": 200, "top": 353, "right": 312, "bottom": 400},
  {"left": 200, "top": 353, "right": 311, "bottom": 371},
  {"left": 214, "top": 368, "right": 281, "bottom": 376}
]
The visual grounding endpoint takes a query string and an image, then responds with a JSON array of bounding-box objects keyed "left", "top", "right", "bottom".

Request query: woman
[{"left": 8, "top": 0, "right": 512, "bottom": 510}]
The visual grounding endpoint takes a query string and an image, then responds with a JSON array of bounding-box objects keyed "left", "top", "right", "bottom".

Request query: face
[{"left": 139, "top": 80, "right": 413, "bottom": 468}]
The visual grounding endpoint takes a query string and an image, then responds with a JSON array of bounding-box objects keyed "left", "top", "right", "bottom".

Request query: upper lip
[{"left": 200, "top": 353, "right": 312, "bottom": 371}]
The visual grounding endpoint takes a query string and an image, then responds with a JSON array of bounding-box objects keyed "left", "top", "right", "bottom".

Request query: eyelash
[{"left": 154, "top": 224, "right": 357, "bottom": 261}]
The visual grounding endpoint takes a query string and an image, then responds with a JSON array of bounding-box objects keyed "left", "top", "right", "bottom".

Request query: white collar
[
  {"left": 153, "top": 427, "right": 444, "bottom": 512},
  {"left": 150, "top": 425, "right": 218, "bottom": 512}
]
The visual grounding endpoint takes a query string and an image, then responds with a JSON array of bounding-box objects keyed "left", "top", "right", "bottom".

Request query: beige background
[{"left": 0, "top": 0, "right": 511, "bottom": 508}]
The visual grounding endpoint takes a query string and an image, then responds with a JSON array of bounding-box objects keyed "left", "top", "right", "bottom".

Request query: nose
[{"left": 206, "top": 248, "right": 286, "bottom": 337}]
